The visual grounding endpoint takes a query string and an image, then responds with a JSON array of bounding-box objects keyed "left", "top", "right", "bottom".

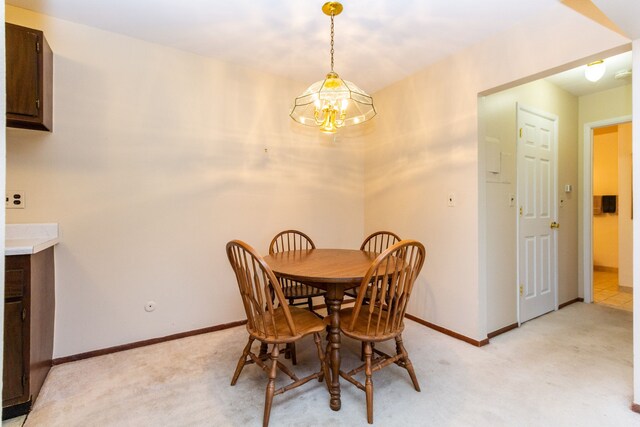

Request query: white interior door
[{"left": 517, "top": 104, "right": 558, "bottom": 324}]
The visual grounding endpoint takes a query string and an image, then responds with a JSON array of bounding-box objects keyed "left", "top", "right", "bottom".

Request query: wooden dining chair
[
  {"left": 360, "top": 230, "right": 401, "bottom": 253},
  {"left": 337, "top": 240, "right": 425, "bottom": 424},
  {"left": 345, "top": 231, "right": 403, "bottom": 360},
  {"left": 345, "top": 231, "right": 401, "bottom": 300},
  {"left": 226, "top": 240, "right": 330, "bottom": 427},
  {"left": 269, "top": 230, "right": 326, "bottom": 316}
]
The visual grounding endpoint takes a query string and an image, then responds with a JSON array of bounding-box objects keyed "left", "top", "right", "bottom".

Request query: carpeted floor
[{"left": 11, "top": 302, "right": 639, "bottom": 426}]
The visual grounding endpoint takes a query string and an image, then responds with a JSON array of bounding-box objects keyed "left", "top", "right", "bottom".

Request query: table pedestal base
[{"left": 325, "top": 286, "right": 343, "bottom": 411}]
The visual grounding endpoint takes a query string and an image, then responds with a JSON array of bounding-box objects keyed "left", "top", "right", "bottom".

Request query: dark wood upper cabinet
[{"left": 5, "top": 23, "right": 53, "bottom": 132}]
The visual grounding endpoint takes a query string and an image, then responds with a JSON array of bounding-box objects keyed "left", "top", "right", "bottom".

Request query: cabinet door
[
  {"left": 4, "top": 258, "right": 29, "bottom": 408},
  {"left": 3, "top": 300, "right": 26, "bottom": 403},
  {"left": 6, "top": 23, "right": 40, "bottom": 118}
]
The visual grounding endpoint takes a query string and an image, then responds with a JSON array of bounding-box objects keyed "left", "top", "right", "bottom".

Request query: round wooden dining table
[{"left": 263, "top": 249, "right": 379, "bottom": 412}]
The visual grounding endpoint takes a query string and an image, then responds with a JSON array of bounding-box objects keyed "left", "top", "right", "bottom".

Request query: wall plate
[{"left": 6, "top": 191, "right": 25, "bottom": 209}]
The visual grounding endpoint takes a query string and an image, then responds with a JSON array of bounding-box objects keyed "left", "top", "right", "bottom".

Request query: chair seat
[
  {"left": 251, "top": 306, "right": 326, "bottom": 344},
  {"left": 336, "top": 306, "right": 404, "bottom": 342},
  {"left": 281, "top": 281, "right": 326, "bottom": 299}
]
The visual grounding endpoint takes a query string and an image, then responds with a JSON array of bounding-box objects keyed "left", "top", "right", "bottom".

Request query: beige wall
[
  {"left": 593, "top": 128, "right": 619, "bottom": 268},
  {"left": 618, "top": 122, "right": 633, "bottom": 287},
  {"left": 365, "top": 4, "right": 627, "bottom": 340},
  {"left": 0, "top": 4, "right": 6, "bottom": 396},
  {"left": 5, "top": 6, "right": 366, "bottom": 357},
  {"left": 481, "top": 79, "right": 579, "bottom": 333},
  {"left": 632, "top": 37, "right": 640, "bottom": 409}
]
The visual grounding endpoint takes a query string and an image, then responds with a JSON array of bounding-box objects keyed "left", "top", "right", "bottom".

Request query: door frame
[
  {"left": 516, "top": 103, "right": 560, "bottom": 325},
  {"left": 581, "top": 115, "right": 632, "bottom": 303}
]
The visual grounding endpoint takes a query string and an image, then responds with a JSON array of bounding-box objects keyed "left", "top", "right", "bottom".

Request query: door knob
[{"left": 550, "top": 222, "right": 560, "bottom": 229}]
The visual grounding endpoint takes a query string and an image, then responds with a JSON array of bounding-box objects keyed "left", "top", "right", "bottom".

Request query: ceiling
[
  {"left": 6, "top": 0, "right": 633, "bottom": 96},
  {"left": 7, "top": 0, "right": 566, "bottom": 93},
  {"left": 545, "top": 51, "right": 632, "bottom": 97}
]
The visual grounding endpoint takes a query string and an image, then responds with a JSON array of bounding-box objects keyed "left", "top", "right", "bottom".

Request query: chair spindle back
[
  {"left": 349, "top": 240, "right": 425, "bottom": 338},
  {"left": 268, "top": 230, "right": 317, "bottom": 299},
  {"left": 269, "top": 230, "right": 316, "bottom": 254},
  {"left": 226, "top": 240, "right": 296, "bottom": 340},
  {"left": 360, "top": 231, "right": 401, "bottom": 253}
]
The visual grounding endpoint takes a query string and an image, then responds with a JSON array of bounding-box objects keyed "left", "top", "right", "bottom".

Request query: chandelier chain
[{"left": 330, "top": 12, "right": 335, "bottom": 71}]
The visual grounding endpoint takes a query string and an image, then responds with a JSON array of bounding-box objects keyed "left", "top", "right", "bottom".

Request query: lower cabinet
[{"left": 2, "top": 247, "right": 55, "bottom": 419}]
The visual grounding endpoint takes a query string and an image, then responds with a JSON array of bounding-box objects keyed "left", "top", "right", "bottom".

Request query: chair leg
[
  {"left": 259, "top": 342, "right": 268, "bottom": 361},
  {"left": 361, "top": 341, "right": 376, "bottom": 361},
  {"left": 289, "top": 342, "right": 297, "bottom": 365},
  {"left": 364, "top": 341, "right": 374, "bottom": 424},
  {"left": 284, "top": 301, "right": 294, "bottom": 361},
  {"left": 395, "top": 334, "right": 420, "bottom": 392},
  {"left": 313, "top": 333, "right": 331, "bottom": 387},
  {"left": 231, "top": 337, "right": 255, "bottom": 386},
  {"left": 263, "top": 344, "right": 280, "bottom": 427}
]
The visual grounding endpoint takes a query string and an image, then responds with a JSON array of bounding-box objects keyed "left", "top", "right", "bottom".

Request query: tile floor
[{"left": 593, "top": 270, "right": 633, "bottom": 311}]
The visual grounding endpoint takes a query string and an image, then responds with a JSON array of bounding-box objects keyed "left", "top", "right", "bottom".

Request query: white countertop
[{"left": 5, "top": 223, "right": 59, "bottom": 255}]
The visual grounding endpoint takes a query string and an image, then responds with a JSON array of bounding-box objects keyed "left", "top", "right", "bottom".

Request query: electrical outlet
[{"left": 6, "top": 191, "right": 25, "bottom": 209}]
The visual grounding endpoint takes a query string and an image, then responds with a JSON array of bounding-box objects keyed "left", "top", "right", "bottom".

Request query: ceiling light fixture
[
  {"left": 614, "top": 69, "right": 632, "bottom": 80},
  {"left": 584, "top": 60, "right": 606, "bottom": 82},
  {"left": 290, "top": 2, "right": 376, "bottom": 134}
]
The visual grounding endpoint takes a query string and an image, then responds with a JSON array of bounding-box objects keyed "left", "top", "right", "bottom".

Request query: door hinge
[
  {"left": 36, "top": 41, "right": 40, "bottom": 53},
  {"left": 36, "top": 99, "right": 40, "bottom": 110},
  {"left": 519, "top": 128, "right": 523, "bottom": 138},
  {"left": 519, "top": 206, "right": 523, "bottom": 216},
  {"left": 22, "top": 373, "right": 27, "bottom": 388},
  {"left": 519, "top": 285, "right": 524, "bottom": 296},
  {"left": 22, "top": 308, "right": 27, "bottom": 320}
]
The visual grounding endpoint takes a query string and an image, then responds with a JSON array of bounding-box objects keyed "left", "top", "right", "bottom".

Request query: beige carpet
[{"left": 12, "top": 303, "right": 638, "bottom": 426}]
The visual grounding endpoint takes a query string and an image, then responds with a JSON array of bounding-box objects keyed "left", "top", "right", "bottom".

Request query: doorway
[
  {"left": 481, "top": 50, "right": 633, "bottom": 336},
  {"left": 582, "top": 116, "right": 633, "bottom": 306},
  {"left": 590, "top": 122, "right": 633, "bottom": 311}
]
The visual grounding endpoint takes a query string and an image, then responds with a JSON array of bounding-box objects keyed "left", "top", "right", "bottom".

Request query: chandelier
[{"left": 290, "top": 2, "right": 376, "bottom": 133}]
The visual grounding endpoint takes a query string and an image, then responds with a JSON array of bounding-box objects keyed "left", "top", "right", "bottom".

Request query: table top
[{"left": 263, "top": 249, "right": 379, "bottom": 286}]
